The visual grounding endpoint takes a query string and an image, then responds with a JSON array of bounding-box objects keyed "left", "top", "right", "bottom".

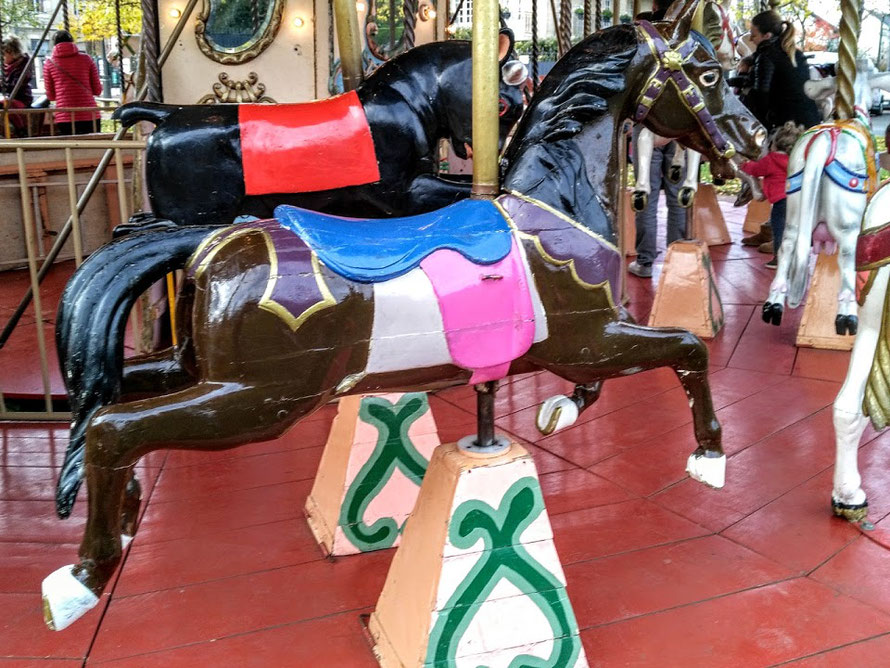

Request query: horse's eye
[
  {"left": 501, "top": 60, "right": 528, "bottom": 87},
  {"left": 700, "top": 70, "right": 721, "bottom": 87}
]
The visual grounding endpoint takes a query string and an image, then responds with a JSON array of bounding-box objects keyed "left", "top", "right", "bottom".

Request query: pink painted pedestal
[{"left": 305, "top": 392, "right": 440, "bottom": 556}]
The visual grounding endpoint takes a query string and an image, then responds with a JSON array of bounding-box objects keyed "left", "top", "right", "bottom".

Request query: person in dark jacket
[
  {"left": 2, "top": 36, "right": 33, "bottom": 136},
  {"left": 43, "top": 30, "right": 102, "bottom": 135},
  {"left": 744, "top": 11, "right": 821, "bottom": 132}
]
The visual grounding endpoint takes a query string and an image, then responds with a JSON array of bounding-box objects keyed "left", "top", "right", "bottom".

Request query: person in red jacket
[
  {"left": 43, "top": 30, "right": 102, "bottom": 135},
  {"left": 741, "top": 121, "right": 804, "bottom": 269}
]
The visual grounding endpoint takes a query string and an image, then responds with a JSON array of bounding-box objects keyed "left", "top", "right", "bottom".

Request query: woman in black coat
[{"left": 744, "top": 10, "right": 821, "bottom": 132}]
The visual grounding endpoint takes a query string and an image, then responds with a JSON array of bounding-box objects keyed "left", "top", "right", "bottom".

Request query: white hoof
[
  {"left": 41, "top": 565, "right": 99, "bottom": 631},
  {"left": 686, "top": 453, "right": 726, "bottom": 489},
  {"left": 536, "top": 396, "right": 579, "bottom": 435}
]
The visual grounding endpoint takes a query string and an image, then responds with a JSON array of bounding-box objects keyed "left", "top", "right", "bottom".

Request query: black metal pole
[{"left": 475, "top": 381, "right": 497, "bottom": 447}]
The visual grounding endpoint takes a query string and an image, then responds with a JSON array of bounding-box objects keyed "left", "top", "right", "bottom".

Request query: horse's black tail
[
  {"left": 55, "top": 226, "right": 215, "bottom": 518},
  {"left": 112, "top": 101, "right": 179, "bottom": 129}
]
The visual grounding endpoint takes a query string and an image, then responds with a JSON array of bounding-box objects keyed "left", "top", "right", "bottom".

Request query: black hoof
[
  {"left": 631, "top": 192, "right": 648, "bottom": 212},
  {"left": 832, "top": 498, "right": 868, "bottom": 522},
  {"left": 835, "top": 315, "right": 858, "bottom": 336},
  {"left": 712, "top": 177, "right": 726, "bottom": 186},
  {"left": 762, "top": 302, "right": 783, "bottom": 326},
  {"left": 668, "top": 165, "right": 682, "bottom": 184},
  {"left": 678, "top": 188, "right": 695, "bottom": 208}
]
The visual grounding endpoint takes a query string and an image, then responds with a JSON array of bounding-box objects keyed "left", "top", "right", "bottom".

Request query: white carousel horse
[
  {"left": 762, "top": 63, "right": 890, "bottom": 334},
  {"left": 631, "top": 0, "right": 747, "bottom": 212},
  {"left": 831, "top": 156, "right": 890, "bottom": 520}
]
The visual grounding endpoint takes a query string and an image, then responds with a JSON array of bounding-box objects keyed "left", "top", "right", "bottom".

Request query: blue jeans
[
  {"left": 770, "top": 198, "right": 786, "bottom": 256},
  {"left": 633, "top": 132, "right": 688, "bottom": 266}
]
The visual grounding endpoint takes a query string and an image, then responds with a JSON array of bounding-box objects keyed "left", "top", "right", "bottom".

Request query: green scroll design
[
  {"left": 339, "top": 393, "right": 430, "bottom": 551},
  {"left": 426, "top": 477, "right": 582, "bottom": 667}
]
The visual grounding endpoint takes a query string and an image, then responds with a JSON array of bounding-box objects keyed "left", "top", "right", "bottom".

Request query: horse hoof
[
  {"left": 712, "top": 177, "right": 726, "bottom": 186},
  {"left": 536, "top": 396, "right": 579, "bottom": 435},
  {"left": 686, "top": 452, "right": 726, "bottom": 488},
  {"left": 631, "top": 192, "right": 648, "bottom": 212},
  {"left": 832, "top": 497, "right": 868, "bottom": 522},
  {"left": 835, "top": 315, "right": 858, "bottom": 336},
  {"left": 678, "top": 188, "right": 695, "bottom": 208},
  {"left": 668, "top": 165, "right": 682, "bottom": 184},
  {"left": 41, "top": 565, "right": 99, "bottom": 631},
  {"left": 762, "top": 302, "right": 783, "bottom": 326}
]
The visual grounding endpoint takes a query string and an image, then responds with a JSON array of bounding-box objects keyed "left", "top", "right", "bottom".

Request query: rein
[{"left": 633, "top": 20, "right": 736, "bottom": 160}]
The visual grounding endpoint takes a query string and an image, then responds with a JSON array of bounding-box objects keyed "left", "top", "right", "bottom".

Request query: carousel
[{"left": 1, "top": 0, "right": 890, "bottom": 664}]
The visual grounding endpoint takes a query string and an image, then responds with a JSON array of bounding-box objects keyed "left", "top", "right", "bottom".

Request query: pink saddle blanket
[{"left": 419, "top": 239, "right": 535, "bottom": 383}]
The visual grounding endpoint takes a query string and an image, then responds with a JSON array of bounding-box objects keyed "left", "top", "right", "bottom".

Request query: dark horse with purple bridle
[
  {"left": 43, "top": 0, "right": 765, "bottom": 632},
  {"left": 114, "top": 32, "right": 526, "bottom": 227}
]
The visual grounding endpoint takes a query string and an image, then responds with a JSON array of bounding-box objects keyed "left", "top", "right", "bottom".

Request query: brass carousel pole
[
  {"left": 612, "top": 0, "right": 620, "bottom": 25},
  {"left": 333, "top": 0, "right": 365, "bottom": 91},
  {"left": 836, "top": 0, "right": 862, "bottom": 120},
  {"left": 472, "top": 0, "right": 499, "bottom": 446}
]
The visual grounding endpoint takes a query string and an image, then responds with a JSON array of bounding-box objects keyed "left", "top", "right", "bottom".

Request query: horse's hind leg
[
  {"left": 42, "top": 380, "right": 325, "bottom": 631},
  {"left": 833, "top": 268, "right": 889, "bottom": 520},
  {"left": 531, "top": 320, "right": 724, "bottom": 487}
]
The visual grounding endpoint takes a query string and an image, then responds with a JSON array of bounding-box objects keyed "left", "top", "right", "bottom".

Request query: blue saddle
[{"left": 274, "top": 199, "right": 513, "bottom": 283}]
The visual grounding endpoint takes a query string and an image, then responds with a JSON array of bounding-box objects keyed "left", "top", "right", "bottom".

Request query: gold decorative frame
[
  {"left": 197, "top": 72, "right": 277, "bottom": 104},
  {"left": 195, "top": 0, "right": 285, "bottom": 65}
]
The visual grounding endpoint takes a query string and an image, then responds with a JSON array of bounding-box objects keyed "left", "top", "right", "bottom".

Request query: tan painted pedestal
[
  {"left": 370, "top": 442, "right": 588, "bottom": 667},
  {"left": 304, "top": 392, "right": 440, "bottom": 556},
  {"left": 648, "top": 239, "right": 724, "bottom": 338},
  {"left": 796, "top": 253, "right": 854, "bottom": 351},
  {"left": 692, "top": 184, "right": 731, "bottom": 246},
  {"left": 743, "top": 198, "right": 772, "bottom": 235}
]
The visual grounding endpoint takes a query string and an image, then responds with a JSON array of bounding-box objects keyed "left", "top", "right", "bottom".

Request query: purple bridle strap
[{"left": 633, "top": 20, "right": 736, "bottom": 159}]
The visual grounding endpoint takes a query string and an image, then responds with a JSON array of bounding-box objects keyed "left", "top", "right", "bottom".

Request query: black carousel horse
[{"left": 114, "top": 32, "right": 527, "bottom": 227}]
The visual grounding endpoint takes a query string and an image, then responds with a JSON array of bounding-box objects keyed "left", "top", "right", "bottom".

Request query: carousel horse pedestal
[
  {"left": 743, "top": 198, "right": 771, "bottom": 235},
  {"left": 796, "top": 254, "right": 854, "bottom": 351},
  {"left": 304, "top": 393, "right": 439, "bottom": 556},
  {"left": 370, "top": 441, "right": 588, "bottom": 667},
  {"left": 648, "top": 239, "right": 724, "bottom": 339},
  {"left": 692, "top": 184, "right": 731, "bottom": 246}
]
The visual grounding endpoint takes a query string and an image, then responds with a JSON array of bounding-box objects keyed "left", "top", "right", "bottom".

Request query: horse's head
[
  {"left": 629, "top": 0, "right": 766, "bottom": 179},
  {"left": 442, "top": 29, "right": 527, "bottom": 160},
  {"left": 804, "top": 59, "right": 890, "bottom": 126}
]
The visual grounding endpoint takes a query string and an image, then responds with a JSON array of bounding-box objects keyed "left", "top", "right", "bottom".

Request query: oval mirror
[
  {"left": 195, "top": 0, "right": 284, "bottom": 64},
  {"left": 365, "top": 0, "right": 409, "bottom": 61}
]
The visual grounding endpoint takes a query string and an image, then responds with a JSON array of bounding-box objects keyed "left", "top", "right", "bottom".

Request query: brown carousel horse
[{"left": 43, "top": 0, "right": 765, "bottom": 631}]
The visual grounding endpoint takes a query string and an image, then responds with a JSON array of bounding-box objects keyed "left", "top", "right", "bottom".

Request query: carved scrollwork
[
  {"left": 197, "top": 72, "right": 277, "bottom": 104},
  {"left": 194, "top": 0, "right": 284, "bottom": 65}
]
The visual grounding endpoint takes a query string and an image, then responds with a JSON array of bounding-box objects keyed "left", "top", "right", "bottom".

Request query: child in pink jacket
[{"left": 741, "top": 121, "right": 804, "bottom": 268}]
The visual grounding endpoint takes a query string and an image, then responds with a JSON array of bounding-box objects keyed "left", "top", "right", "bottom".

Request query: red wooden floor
[{"left": 4, "top": 198, "right": 890, "bottom": 666}]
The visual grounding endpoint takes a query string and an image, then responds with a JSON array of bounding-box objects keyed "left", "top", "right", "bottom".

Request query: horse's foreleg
[
  {"left": 632, "top": 128, "right": 656, "bottom": 212},
  {"left": 42, "top": 380, "right": 326, "bottom": 631},
  {"left": 532, "top": 321, "right": 723, "bottom": 486},
  {"left": 832, "top": 268, "right": 889, "bottom": 520},
  {"left": 833, "top": 208, "right": 865, "bottom": 336},
  {"left": 676, "top": 150, "right": 700, "bottom": 209}
]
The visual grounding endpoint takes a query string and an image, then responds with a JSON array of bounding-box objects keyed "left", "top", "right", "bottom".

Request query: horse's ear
[
  {"left": 664, "top": 0, "right": 701, "bottom": 43},
  {"left": 498, "top": 28, "right": 515, "bottom": 64},
  {"left": 804, "top": 77, "right": 837, "bottom": 101}
]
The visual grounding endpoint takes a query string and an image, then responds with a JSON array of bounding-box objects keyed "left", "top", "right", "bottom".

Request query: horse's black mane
[
  {"left": 505, "top": 25, "right": 638, "bottom": 158},
  {"left": 503, "top": 25, "right": 639, "bottom": 242}
]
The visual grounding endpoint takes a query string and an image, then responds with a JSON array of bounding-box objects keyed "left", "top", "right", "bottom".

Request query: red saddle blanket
[{"left": 239, "top": 91, "right": 381, "bottom": 195}]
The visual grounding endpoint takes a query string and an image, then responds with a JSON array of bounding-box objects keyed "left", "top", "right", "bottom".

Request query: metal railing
[
  {"left": 1, "top": 103, "right": 123, "bottom": 139},
  {"left": 0, "top": 138, "right": 144, "bottom": 420}
]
